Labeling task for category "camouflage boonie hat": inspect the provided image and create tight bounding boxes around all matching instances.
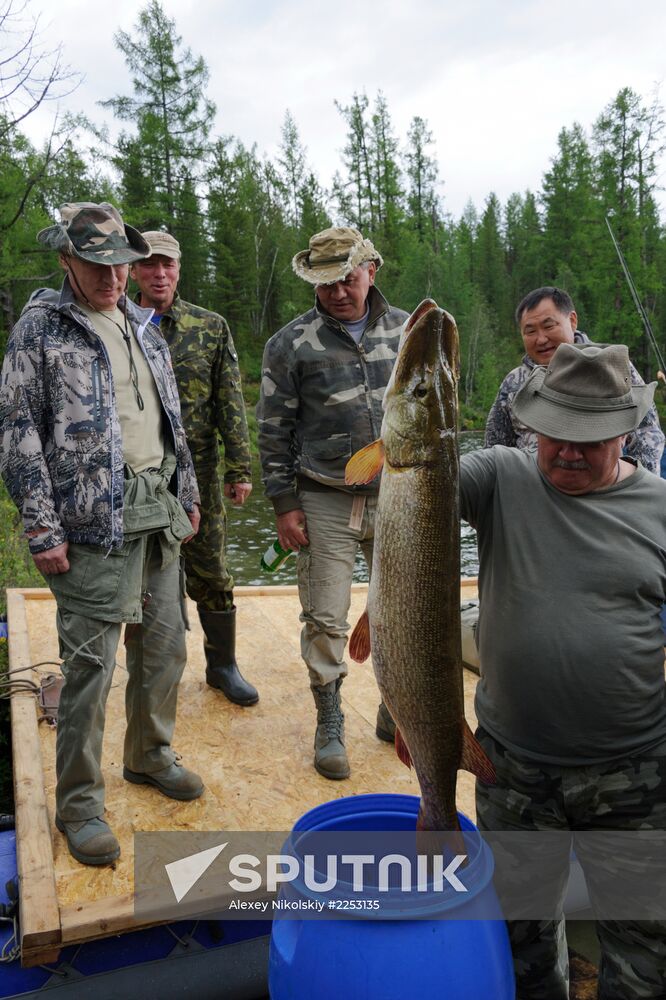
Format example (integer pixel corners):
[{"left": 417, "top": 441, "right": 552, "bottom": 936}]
[
  {"left": 292, "top": 226, "right": 383, "bottom": 285},
  {"left": 37, "top": 203, "right": 150, "bottom": 265},
  {"left": 142, "top": 231, "right": 181, "bottom": 260}
]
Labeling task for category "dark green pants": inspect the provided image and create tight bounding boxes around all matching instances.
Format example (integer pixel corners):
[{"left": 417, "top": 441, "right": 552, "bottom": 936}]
[{"left": 53, "top": 541, "right": 187, "bottom": 821}]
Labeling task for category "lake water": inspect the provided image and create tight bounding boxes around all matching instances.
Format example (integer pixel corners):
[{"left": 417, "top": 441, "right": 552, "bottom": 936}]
[{"left": 226, "top": 431, "right": 483, "bottom": 586}]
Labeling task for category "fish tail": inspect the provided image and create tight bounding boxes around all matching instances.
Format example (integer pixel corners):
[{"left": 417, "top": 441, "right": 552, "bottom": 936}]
[
  {"left": 349, "top": 608, "right": 371, "bottom": 662},
  {"left": 460, "top": 719, "right": 496, "bottom": 784}
]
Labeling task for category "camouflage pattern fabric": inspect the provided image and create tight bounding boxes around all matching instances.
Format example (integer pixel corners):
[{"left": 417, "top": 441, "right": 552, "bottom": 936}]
[
  {"left": 180, "top": 466, "right": 232, "bottom": 611},
  {"left": 0, "top": 280, "right": 199, "bottom": 554},
  {"left": 485, "top": 332, "right": 665, "bottom": 474},
  {"left": 152, "top": 295, "right": 252, "bottom": 612},
  {"left": 256, "top": 286, "right": 408, "bottom": 514},
  {"left": 476, "top": 728, "right": 666, "bottom": 1000},
  {"left": 37, "top": 202, "right": 149, "bottom": 265}
]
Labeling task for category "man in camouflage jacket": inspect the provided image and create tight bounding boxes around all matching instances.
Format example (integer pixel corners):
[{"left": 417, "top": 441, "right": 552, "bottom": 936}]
[
  {"left": 0, "top": 203, "right": 203, "bottom": 866},
  {"left": 485, "top": 285, "right": 664, "bottom": 472},
  {"left": 257, "top": 227, "right": 408, "bottom": 779},
  {"left": 131, "top": 232, "right": 258, "bottom": 706}
]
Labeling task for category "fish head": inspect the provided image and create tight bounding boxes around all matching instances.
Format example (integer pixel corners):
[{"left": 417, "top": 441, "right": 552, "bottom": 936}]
[{"left": 382, "top": 299, "right": 459, "bottom": 468}]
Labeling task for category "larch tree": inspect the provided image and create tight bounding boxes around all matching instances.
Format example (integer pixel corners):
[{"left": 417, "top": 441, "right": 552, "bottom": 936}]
[{"left": 101, "top": 0, "right": 215, "bottom": 267}]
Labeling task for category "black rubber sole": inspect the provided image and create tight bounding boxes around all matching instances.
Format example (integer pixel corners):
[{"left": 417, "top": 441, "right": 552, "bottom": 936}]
[{"left": 205, "top": 671, "right": 259, "bottom": 706}]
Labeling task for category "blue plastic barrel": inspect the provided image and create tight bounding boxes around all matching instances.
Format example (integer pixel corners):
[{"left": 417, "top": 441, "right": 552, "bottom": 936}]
[{"left": 269, "top": 793, "right": 515, "bottom": 1000}]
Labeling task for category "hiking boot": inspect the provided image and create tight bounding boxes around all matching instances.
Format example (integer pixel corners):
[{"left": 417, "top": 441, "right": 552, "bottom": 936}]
[
  {"left": 311, "top": 679, "right": 350, "bottom": 780},
  {"left": 199, "top": 607, "right": 259, "bottom": 706},
  {"left": 375, "top": 701, "right": 396, "bottom": 743},
  {"left": 123, "top": 761, "right": 204, "bottom": 800},
  {"left": 55, "top": 815, "right": 120, "bottom": 866}
]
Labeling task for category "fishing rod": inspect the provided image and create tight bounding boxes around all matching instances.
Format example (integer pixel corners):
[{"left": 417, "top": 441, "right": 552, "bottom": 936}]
[{"left": 605, "top": 214, "right": 666, "bottom": 381}]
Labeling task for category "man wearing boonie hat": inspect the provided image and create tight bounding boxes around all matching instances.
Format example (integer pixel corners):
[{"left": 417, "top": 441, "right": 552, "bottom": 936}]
[
  {"left": 0, "top": 203, "right": 203, "bottom": 866},
  {"left": 257, "top": 227, "right": 409, "bottom": 779},
  {"left": 460, "top": 342, "right": 666, "bottom": 997},
  {"left": 130, "top": 232, "right": 257, "bottom": 708}
]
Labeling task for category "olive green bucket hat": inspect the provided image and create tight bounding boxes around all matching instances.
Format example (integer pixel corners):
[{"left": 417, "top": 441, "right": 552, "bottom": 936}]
[
  {"left": 292, "top": 226, "right": 383, "bottom": 285},
  {"left": 512, "top": 343, "right": 656, "bottom": 442},
  {"left": 37, "top": 202, "right": 150, "bottom": 265}
]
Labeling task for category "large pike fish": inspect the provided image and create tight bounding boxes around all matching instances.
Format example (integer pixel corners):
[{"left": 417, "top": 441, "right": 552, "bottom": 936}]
[{"left": 345, "top": 299, "right": 494, "bottom": 837}]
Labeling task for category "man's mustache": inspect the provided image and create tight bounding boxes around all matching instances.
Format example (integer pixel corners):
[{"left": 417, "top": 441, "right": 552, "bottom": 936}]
[{"left": 553, "top": 459, "right": 590, "bottom": 471}]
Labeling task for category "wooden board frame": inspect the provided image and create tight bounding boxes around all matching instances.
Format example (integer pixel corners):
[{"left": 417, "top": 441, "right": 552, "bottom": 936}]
[{"left": 7, "top": 581, "right": 479, "bottom": 967}]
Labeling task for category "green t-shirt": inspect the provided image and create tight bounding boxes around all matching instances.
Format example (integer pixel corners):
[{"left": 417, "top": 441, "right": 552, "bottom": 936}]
[{"left": 461, "top": 446, "right": 666, "bottom": 765}]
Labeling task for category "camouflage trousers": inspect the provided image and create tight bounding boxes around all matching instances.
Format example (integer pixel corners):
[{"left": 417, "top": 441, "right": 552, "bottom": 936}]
[
  {"left": 475, "top": 728, "right": 666, "bottom": 1000},
  {"left": 183, "top": 468, "right": 234, "bottom": 612}
]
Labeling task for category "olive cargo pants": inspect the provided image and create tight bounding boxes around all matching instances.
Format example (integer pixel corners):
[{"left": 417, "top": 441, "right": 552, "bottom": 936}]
[{"left": 52, "top": 540, "right": 187, "bottom": 822}]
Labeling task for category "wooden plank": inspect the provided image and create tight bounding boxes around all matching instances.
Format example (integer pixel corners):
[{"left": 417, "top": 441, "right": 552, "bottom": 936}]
[
  {"left": 7, "top": 590, "right": 61, "bottom": 965},
  {"left": 14, "top": 588, "right": 52, "bottom": 599},
  {"left": 60, "top": 893, "right": 136, "bottom": 944},
  {"left": 12, "top": 579, "right": 480, "bottom": 964}
]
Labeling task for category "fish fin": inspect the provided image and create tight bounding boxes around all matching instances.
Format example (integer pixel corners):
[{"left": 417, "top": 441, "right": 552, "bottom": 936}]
[
  {"left": 460, "top": 719, "right": 496, "bottom": 785},
  {"left": 349, "top": 608, "right": 371, "bottom": 662},
  {"left": 344, "top": 439, "right": 385, "bottom": 485},
  {"left": 395, "top": 727, "right": 413, "bottom": 769}
]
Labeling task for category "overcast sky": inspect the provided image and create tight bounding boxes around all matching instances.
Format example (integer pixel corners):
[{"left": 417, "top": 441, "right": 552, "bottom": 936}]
[{"left": 17, "top": 0, "right": 666, "bottom": 220}]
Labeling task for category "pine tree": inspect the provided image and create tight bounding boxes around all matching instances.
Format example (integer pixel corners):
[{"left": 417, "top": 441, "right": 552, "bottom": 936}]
[
  {"left": 102, "top": 0, "right": 215, "bottom": 239},
  {"left": 404, "top": 116, "right": 441, "bottom": 246}
]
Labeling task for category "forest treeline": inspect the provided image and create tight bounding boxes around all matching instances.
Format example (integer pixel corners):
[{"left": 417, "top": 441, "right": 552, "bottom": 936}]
[{"left": 2, "top": 0, "right": 666, "bottom": 423}]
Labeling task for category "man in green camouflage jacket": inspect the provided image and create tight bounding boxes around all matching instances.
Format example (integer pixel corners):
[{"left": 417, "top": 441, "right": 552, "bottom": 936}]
[
  {"left": 257, "top": 227, "right": 408, "bottom": 779},
  {"left": 131, "top": 232, "right": 258, "bottom": 706}
]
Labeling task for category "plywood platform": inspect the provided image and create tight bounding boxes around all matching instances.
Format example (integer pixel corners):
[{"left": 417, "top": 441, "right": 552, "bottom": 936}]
[{"left": 8, "top": 581, "right": 480, "bottom": 966}]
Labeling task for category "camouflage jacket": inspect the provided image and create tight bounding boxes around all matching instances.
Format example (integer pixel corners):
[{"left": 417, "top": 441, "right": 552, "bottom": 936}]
[
  {"left": 144, "top": 294, "right": 251, "bottom": 482},
  {"left": 0, "top": 280, "right": 199, "bottom": 554},
  {"left": 257, "top": 286, "right": 408, "bottom": 514},
  {"left": 484, "top": 331, "right": 665, "bottom": 474}
]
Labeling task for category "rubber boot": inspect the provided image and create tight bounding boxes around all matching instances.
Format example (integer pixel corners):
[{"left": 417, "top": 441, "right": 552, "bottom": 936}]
[
  {"left": 199, "top": 607, "right": 259, "bottom": 706},
  {"left": 311, "top": 679, "right": 350, "bottom": 780},
  {"left": 375, "top": 701, "right": 396, "bottom": 743}
]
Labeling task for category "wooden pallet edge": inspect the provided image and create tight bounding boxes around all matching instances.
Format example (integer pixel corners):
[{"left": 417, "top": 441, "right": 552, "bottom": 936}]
[{"left": 7, "top": 589, "right": 62, "bottom": 965}]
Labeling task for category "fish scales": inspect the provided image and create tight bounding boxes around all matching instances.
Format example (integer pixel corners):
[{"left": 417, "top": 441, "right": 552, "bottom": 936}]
[
  {"left": 370, "top": 461, "right": 462, "bottom": 831},
  {"left": 347, "top": 299, "right": 492, "bottom": 834}
]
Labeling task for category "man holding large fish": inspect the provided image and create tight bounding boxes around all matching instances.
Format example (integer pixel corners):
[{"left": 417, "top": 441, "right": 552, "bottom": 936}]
[
  {"left": 461, "top": 343, "right": 666, "bottom": 1000},
  {"left": 348, "top": 326, "right": 665, "bottom": 998}
]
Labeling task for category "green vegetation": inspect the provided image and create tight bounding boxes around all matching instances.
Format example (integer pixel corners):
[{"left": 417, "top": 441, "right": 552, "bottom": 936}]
[
  {"left": 2, "top": 0, "right": 666, "bottom": 405},
  {"left": 2, "top": 0, "right": 666, "bottom": 806}
]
